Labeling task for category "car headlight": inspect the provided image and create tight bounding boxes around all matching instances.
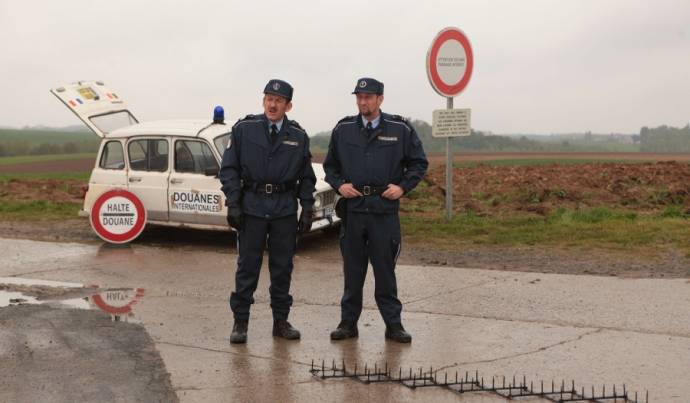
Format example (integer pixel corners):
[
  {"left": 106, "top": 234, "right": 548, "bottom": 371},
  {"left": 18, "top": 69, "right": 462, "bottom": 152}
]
[{"left": 313, "top": 194, "right": 323, "bottom": 209}]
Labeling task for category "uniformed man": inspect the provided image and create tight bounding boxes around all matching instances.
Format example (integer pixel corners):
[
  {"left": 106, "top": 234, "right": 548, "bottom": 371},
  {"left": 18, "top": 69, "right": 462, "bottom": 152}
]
[
  {"left": 323, "top": 77, "right": 428, "bottom": 343},
  {"left": 219, "top": 79, "right": 316, "bottom": 344}
]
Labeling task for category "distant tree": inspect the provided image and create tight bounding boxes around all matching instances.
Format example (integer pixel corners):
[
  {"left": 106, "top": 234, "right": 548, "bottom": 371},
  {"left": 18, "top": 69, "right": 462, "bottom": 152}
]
[{"left": 62, "top": 142, "right": 79, "bottom": 154}]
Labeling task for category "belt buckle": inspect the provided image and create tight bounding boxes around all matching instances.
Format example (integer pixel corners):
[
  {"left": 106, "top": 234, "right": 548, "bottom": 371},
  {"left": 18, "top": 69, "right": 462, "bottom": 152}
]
[
  {"left": 363, "top": 185, "right": 371, "bottom": 196},
  {"left": 265, "top": 184, "right": 273, "bottom": 194}
]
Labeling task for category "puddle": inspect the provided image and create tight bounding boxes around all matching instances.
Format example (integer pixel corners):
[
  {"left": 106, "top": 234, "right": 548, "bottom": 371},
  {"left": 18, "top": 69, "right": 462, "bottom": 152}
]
[
  {"left": 0, "top": 277, "right": 144, "bottom": 321},
  {"left": 0, "top": 289, "right": 90, "bottom": 309}
]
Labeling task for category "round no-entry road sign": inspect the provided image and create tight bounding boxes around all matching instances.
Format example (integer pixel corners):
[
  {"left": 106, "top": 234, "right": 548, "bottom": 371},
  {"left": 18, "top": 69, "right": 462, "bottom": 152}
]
[
  {"left": 427, "top": 27, "right": 474, "bottom": 97},
  {"left": 90, "top": 189, "right": 146, "bottom": 244}
]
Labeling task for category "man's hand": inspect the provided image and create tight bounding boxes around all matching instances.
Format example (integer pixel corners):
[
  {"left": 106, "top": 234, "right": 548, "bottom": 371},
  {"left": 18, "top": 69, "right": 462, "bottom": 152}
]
[
  {"left": 226, "top": 205, "right": 244, "bottom": 230},
  {"left": 338, "top": 183, "right": 363, "bottom": 199},
  {"left": 381, "top": 184, "right": 404, "bottom": 200},
  {"left": 297, "top": 208, "right": 313, "bottom": 234}
]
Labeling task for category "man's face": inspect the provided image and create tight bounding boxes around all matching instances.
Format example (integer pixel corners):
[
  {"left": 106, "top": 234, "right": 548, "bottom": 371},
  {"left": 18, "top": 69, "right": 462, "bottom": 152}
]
[
  {"left": 356, "top": 93, "right": 383, "bottom": 118},
  {"left": 263, "top": 94, "right": 292, "bottom": 122}
]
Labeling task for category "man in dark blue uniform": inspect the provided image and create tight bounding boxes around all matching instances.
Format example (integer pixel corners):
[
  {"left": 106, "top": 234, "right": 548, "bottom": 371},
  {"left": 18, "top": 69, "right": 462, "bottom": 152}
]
[
  {"left": 323, "top": 77, "right": 428, "bottom": 343},
  {"left": 219, "top": 79, "right": 316, "bottom": 344}
]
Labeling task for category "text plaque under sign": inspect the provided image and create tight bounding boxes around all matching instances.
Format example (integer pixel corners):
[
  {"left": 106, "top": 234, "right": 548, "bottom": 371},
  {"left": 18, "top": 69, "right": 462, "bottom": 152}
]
[{"left": 432, "top": 108, "right": 471, "bottom": 138}]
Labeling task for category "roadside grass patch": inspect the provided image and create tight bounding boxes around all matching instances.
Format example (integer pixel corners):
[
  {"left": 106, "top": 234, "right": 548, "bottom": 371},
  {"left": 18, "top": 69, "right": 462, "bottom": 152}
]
[
  {"left": 0, "top": 153, "right": 95, "bottom": 166},
  {"left": 401, "top": 207, "right": 690, "bottom": 251},
  {"left": 0, "top": 200, "right": 81, "bottom": 220}
]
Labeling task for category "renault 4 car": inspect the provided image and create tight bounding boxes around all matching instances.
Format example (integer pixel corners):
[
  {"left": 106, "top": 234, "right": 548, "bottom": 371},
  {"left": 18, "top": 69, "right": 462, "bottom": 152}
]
[{"left": 50, "top": 80, "right": 339, "bottom": 237}]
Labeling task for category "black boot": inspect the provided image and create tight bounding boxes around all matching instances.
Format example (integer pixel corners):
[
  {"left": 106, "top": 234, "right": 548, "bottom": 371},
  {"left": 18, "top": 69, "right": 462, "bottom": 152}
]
[
  {"left": 330, "top": 321, "right": 358, "bottom": 340},
  {"left": 385, "top": 323, "right": 411, "bottom": 343},
  {"left": 273, "top": 320, "right": 301, "bottom": 340},
  {"left": 230, "top": 320, "right": 248, "bottom": 344}
]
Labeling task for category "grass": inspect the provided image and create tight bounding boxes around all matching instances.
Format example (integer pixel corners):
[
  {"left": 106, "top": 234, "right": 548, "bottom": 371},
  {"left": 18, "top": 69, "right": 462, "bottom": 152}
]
[
  {"left": 0, "top": 200, "right": 81, "bottom": 220},
  {"left": 0, "top": 172, "right": 91, "bottom": 183},
  {"left": 401, "top": 206, "right": 690, "bottom": 252},
  {"left": 0, "top": 153, "right": 95, "bottom": 165}
]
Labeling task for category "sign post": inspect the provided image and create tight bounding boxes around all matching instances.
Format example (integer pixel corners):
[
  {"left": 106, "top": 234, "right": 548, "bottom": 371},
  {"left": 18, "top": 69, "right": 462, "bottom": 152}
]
[
  {"left": 427, "top": 27, "right": 474, "bottom": 220},
  {"left": 90, "top": 189, "right": 146, "bottom": 244}
]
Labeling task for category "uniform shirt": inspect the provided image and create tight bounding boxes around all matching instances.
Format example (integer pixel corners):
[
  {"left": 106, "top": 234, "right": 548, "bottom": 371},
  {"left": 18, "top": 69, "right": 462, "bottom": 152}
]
[
  {"left": 362, "top": 114, "right": 381, "bottom": 129},
  {"left": 323, "top": 112, "right": 428, "bottom": 214},
  {"left": 269, "top": 117, "right": 284, "bottom": 132},
  {"left": 219, "top": 113, "right": 316, "bottom": 219}
]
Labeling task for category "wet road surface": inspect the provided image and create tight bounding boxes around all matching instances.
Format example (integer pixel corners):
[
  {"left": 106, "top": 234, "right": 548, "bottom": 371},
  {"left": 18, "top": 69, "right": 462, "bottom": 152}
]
[{"left": 1, "top": 237, "right": 689, "bottom": 402}]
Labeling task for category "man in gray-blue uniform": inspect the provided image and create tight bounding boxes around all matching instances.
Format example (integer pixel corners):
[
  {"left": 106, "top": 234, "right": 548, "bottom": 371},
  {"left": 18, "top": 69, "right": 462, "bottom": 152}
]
[
  {"left": 219, "top": 79, "right": 316, "bottom": 344},
  {"left": 323, "top": 77, "right": 428, "bottom": 343}
]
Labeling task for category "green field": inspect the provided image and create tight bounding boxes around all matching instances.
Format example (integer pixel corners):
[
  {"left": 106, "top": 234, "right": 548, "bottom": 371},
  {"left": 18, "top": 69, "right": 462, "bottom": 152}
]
[
  {"left": 0, "top": 153, "right": 95, "bottom": 166},
  {"left": 0, "top": 127, "right": 98, "bottom": 157}
]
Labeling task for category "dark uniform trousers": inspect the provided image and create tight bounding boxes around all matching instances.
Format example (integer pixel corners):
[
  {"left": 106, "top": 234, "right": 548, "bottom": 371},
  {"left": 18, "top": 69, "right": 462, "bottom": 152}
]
[
  {"left": 230, "top": 213, "right": 297, "bottom": 321},
  {"left": 340, "top": 210, "right": 402, "bottom": 325}
]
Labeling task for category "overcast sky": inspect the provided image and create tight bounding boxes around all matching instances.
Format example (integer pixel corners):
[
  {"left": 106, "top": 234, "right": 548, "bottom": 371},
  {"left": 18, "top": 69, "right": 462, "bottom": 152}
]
[{"left": 1, "top": 0, "right": 689, "bottom": 134}]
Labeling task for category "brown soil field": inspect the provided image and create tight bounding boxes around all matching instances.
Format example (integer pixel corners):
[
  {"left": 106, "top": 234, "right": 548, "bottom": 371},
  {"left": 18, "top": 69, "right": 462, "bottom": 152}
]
[
  {"left": 0, "top": 178, "right": 85, "bottom": 203},
  {"left": 426, "top": 152, "right": 690, "bottom": 164},
  {"left": 2, "top": 152, "right": 689, "bottom": 172},
  {"left": 0, "top": 158, "right": 95, "bottom": 173},
  {"left": 2, "top": 154, "right": 690, "bottom": 216},
  {"left": 424, "top": 160, "right": 690, "bottom": 216}
]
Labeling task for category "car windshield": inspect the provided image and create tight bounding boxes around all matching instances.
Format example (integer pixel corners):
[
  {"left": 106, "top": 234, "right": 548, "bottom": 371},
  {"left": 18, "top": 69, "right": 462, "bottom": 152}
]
[{"left": 213, "top": 133, "right": 231, "bottom": 156}]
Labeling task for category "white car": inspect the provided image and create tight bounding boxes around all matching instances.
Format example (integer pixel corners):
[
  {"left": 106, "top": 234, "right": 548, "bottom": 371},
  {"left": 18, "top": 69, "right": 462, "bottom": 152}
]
[{"left": 51, "top": 80, "right": 339, "bottom": 236}]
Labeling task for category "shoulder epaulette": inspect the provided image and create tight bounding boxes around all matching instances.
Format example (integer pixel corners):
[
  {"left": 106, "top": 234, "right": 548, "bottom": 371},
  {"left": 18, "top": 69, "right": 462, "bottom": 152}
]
[
  {"left": 389, "top": 114, "right": 408, "bottom": 123},
  {"left": 386, "top": 114, "right": 414, "bottom": 131},
  {"left": 288, "top": 120, "right": 306, "bottom": 133},
  {"left": 232, "top": 114, "right": 261, "bottom": 129},
  {"left": 239, "top": 114, "right": 258, "bottom": 122},
  {"left": 337, "top": 115, "right": 358, "bottom": 124}
]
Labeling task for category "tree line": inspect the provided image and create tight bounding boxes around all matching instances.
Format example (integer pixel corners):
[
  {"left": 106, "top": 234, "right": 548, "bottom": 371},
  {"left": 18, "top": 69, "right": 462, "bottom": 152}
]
[{"left": 640, "top": 125, "right": 690, "bottom": 152}]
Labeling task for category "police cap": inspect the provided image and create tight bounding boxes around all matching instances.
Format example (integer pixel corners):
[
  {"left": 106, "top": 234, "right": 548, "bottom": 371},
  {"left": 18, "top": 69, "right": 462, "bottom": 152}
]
[
  {"left": 352, "top": 77, "right": 384, "bottom": 95},
  {"left": 263, "top": 79, "right": 293, "bottom": 101}
]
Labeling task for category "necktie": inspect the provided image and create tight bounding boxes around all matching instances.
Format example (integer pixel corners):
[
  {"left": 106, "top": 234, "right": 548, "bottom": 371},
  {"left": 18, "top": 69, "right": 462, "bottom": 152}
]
[
  {"left": 366, "top": 121, "right": 374, "bottom": 139},
  {"left": 270, "top": 124, "right": 278, "bottom": 144}
]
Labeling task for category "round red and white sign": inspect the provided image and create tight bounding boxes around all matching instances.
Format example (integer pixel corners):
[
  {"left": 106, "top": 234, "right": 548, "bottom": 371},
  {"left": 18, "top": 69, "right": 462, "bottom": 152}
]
[
  {"left": 90, "top": 189, "right": 146, "bottom": 244},
  {"left": 426, "top": 27, "right": 474, "bottom": 97},
  {"left": 91, "top": 288, "right": 145, "bottom": 315}
]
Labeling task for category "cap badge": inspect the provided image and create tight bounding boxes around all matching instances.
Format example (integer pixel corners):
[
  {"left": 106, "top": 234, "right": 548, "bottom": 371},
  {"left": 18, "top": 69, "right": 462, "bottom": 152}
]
[
  {"left": 359, "top": 80, "right": 367, "bottom": 88},
  {"left": 272, "top": 82, "right": 281, "bottom": 91}
]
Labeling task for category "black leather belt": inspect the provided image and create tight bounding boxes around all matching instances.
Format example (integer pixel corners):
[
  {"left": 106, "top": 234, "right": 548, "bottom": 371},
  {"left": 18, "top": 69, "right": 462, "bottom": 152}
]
[
  {"left": 355, "top": 185, "right": 388, "bottom": 196},
  {"left": 243, "top": 182, "right": 296, "bottom": 194}
]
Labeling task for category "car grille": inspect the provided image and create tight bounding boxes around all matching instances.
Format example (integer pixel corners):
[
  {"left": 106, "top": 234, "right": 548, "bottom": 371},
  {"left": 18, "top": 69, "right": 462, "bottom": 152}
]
[{"left": 319, "top": 190, "right": 336, "bottom": 207}]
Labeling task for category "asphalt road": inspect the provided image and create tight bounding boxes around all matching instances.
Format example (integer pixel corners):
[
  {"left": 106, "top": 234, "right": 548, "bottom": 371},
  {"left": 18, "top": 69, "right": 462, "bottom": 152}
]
[{"left": 1, "top": 237, "right": 689, "bottom": 402}]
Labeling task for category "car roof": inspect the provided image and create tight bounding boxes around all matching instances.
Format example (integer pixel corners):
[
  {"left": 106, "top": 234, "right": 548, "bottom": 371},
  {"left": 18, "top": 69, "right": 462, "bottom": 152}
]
[{"left": 107, "top": 119, "right": 231, "bottom": 140}]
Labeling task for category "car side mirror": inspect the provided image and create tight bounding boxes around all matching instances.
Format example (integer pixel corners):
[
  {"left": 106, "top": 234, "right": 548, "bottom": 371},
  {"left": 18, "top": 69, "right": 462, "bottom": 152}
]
[{"left": 205, "top": 167, "right": 219, "bottom": 177}]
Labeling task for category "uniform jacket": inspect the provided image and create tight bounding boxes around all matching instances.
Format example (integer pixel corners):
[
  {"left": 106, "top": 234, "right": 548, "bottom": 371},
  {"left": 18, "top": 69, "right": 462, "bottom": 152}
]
[
  {"left": 323, "top": 112, "right": 428, "bottom": 214},
  {"left": 219, "top": 113, "right": 316, "bottom": 219}
]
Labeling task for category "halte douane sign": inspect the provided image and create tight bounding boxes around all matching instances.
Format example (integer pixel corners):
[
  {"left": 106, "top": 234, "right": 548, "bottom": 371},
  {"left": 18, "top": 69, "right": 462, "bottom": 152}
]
[
  {"left": 90, "top": 189, "right": 146, "bottom": 244},
  {"left": 426, "top": 27, "right": 474, "bottom": 97},
  {"left": 432, "top": 108, "right": 472, "bottom": 138}
]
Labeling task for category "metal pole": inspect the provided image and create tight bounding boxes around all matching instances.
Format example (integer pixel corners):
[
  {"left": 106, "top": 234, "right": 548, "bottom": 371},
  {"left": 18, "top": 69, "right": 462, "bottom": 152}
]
[{"left": 446, "top": 97, "right": 454, "bottom": 220}]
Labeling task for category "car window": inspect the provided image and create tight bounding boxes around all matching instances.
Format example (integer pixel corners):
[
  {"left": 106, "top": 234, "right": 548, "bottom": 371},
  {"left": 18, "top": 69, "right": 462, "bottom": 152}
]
[
  {"left": 99, "top": 141, "right": 125, "bottom": 170},
  {"left": 213, "top": 133, "right": 230, "bottom": 155},
  {"left": 175, "top": 140, "right": 219, "bottom": 174},
  {"left": 128, "top": 139, "right": 169, "bottom": 172}
]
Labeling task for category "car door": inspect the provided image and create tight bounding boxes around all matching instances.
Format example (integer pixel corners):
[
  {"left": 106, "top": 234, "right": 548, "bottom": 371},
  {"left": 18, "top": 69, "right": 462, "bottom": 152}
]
[
  {"left": 126, "top": 137, "right": 170, "bottom": 222},
  {"left": 168, "top": 138, "right": 226, "bottom": 226},
  {"left": 50, "top": 80, "right": 138, "bottom": 137}
]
